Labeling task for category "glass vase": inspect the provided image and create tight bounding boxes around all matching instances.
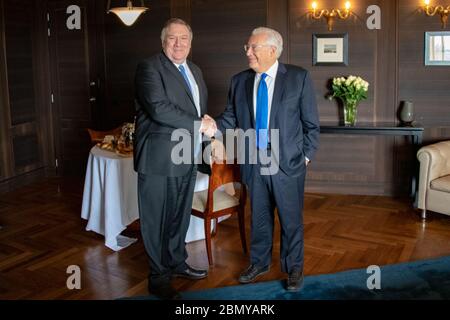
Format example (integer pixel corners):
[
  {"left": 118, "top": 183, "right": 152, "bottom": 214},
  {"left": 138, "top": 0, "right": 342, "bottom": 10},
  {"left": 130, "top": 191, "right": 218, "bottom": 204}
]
[{"left": 343, "top": 99, "right": 358, "bottom": 126}]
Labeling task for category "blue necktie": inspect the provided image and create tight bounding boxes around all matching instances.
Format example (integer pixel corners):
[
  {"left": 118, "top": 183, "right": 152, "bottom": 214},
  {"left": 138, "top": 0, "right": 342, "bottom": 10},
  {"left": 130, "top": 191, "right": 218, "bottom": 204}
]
[
  {"left": 256, "top": 73, "right": 268, "bottom": 149},
  {"left": 178, "top": 65, "right": 193, "bottom": 94}
]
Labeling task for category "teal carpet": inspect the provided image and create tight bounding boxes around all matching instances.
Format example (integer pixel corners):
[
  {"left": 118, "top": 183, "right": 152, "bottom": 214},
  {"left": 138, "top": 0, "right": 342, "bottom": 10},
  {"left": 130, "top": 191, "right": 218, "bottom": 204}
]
[{"left": 145, "top": 255, "right": 450, "bottom": 300}]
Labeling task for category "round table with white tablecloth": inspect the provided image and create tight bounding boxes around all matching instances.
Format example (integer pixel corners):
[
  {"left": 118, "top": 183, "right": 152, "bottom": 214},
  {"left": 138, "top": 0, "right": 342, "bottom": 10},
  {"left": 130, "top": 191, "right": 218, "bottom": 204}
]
[{"left": 81, "top": 146, "right": 211, "bottom": 251}]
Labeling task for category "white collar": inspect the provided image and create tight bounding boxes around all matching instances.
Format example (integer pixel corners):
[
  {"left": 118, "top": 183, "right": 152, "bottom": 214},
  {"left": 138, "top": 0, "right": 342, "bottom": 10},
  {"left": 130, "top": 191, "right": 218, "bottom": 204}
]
[
  {"left": 257, "top": 60, "right": 278, "bottom": 79},
  {"left": 173, "top": 61, "right": 188, "bottom": 69}
]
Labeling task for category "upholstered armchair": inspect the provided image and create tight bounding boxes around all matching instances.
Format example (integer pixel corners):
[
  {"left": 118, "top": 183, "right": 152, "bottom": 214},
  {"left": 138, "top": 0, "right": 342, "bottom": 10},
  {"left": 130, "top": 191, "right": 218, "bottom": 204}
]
[{"left": 417, "top": 140, "right": 450, "bottom": 219}]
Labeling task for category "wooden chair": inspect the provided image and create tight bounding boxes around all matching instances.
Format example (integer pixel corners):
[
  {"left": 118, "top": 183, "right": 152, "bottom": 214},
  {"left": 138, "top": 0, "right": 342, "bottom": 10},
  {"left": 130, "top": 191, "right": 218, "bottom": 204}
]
[
  {"left": 191, "top": 161, "right": 247, "bottom": 265},
  {"left": 87, "top": 126, "right": 123, "bottom": 144}
]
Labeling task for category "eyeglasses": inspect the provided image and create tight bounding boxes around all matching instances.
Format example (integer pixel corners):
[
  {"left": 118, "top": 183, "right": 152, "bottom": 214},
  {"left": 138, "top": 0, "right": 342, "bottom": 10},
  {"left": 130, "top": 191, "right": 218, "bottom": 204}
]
[{"left": 244, "top": 44, "right": 272, "bottom": 52}]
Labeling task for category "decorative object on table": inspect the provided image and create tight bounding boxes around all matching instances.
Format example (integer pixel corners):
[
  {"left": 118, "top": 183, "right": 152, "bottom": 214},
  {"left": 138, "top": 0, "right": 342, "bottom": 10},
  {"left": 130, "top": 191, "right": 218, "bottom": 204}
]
[
  {"left": 95, "top": 122, "right": 135, "bottom": 156},
  {"left": 103, "top": 135, "right": 115, "bottom": 144},
  {"left": 398, "top": 101, "right": 415, "bottom": 125},
  {"left": 313, "top": 33, "right": 348, "bottom": 66},
  {"left": 424, "top": 31, "right": 450, "bottom": 66},
  {"left": 121, "top": 122, "right": 135, "bottom": 147},
  {"left": 115, "top": 122, "right": 134, "bottom": 156},
  {"left": 329, "top": 75, "right": 369, "bottom": 126},
  {"left": 98, "top": 135, "right": 115, "bottom": 151}
]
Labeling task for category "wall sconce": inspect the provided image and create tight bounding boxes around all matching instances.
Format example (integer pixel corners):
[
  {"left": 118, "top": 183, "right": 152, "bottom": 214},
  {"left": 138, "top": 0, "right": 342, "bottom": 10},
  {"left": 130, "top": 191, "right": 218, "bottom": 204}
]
[
  {"left": 422, "top": 0, "right": 450, "bottom": 29},
  {"left": 310, "top": 1, "right": 352, "bottom": 31},
  {"left": 107, "top": 0, "right": 149, "bottom": 26}
]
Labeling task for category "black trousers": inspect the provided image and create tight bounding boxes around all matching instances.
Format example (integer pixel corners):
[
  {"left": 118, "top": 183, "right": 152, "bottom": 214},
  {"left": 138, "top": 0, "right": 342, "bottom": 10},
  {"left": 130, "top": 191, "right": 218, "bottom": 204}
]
[
  {"left": 137, "top": 165, "right": 197, "bottom": 287},
  {"left": 247, "top": 161, "right": 306, "bottom": 274}
]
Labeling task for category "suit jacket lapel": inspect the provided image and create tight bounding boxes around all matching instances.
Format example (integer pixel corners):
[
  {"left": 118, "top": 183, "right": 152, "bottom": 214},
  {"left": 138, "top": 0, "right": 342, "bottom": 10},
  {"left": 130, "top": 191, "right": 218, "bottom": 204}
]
[
  {"left": 160, "top": 53, "right": 197, "bottom": 110},
  {"left": 269, "top": 63, "right": 287, "bottom": 129},
  {"left": 246, "top": 72, "right": 256, "bottom": 128}
]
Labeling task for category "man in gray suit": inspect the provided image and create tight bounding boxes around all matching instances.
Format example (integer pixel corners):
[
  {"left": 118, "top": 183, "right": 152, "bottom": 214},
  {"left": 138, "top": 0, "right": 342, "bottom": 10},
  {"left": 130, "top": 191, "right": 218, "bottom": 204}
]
[
  {"left": 204, "top": 27, "right": 320, "bottom": 291},
  {"left": 134, "top": 18, "right": 213, "bottom": 300}
]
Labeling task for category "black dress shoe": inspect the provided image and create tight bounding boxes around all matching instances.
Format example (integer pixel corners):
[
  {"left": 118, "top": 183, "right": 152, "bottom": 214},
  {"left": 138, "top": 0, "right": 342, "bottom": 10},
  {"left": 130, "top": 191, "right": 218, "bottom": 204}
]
[
  {"left": 173, "top": 265, "right": 208, "bottom": 280},
  {"left": 238, "top": 264, "right": 269, "bottom": 284},
  {"left": 149, "top": 283, "right": 181, "bottom": 300},
  {"left": 286, "top": 268, "right": 304, "bottom": 292}
]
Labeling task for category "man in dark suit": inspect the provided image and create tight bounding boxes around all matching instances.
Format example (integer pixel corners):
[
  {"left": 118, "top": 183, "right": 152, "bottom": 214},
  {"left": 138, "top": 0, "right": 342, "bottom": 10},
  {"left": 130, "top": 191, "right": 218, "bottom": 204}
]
[
  {"left": 134, "top": 18, "right": 214, "bottom": 300},
  {"left": 205, "top": 27, "right": 320, "bottom": 291}
]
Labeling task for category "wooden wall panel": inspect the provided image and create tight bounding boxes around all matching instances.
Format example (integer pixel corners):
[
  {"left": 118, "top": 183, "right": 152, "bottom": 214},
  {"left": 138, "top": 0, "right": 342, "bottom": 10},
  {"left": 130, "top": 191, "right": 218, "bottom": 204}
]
[
  {"left": 102, "top": 0, "right": 170, "bottom": 129},
  {"left": 12, "top": 134, "right": 39, "bottom": 169},
  {"left": 289, "top": 0, "right": 399, "bottom": 195},
  {"left": 290, "top": 0, "right": 379, "bottom": 123},
  {"left": 46, "top": 0, "right": 95, "bottom": 176},
  {"left": 0, "top": 0, "right": 448, "bottom": 194},
  {"left": 4, "top": 0, "right": 37, "bottom": 123},
  {"left": 393, "top": 0, "right": 450, "bottom": 194},
  {"left": 191, "top": 0, "right": 266, "bottom": 116},
  {"left": 4, "top": 1, "right": 36, "bottom": 125},
  {"left": 398, "top": 0, "right": 450, "bottom": 131},
  {"left": 0, "top": 0, "right": 52, "bottom": 191},
  {"left": 0, "top": 1, "right": 11, "bottom": 180},
  {"left": 267, "top": 0, "right": 289, "bottom": 63},
  {"left": 171, "top": 0, "right": 191, "bottom": 22},
  {"left": 31, "top": 0, "right": 53, "bottom": 174},
  {"left": 3, "top": 0, "right": 44, "bottom": 176}
]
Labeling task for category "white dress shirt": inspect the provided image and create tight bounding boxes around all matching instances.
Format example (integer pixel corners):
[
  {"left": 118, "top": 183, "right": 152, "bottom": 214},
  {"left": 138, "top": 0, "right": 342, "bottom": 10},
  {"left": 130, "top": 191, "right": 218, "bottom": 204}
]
[
  {"left": 252, "top": 60, "right": 310, "bottom": 163},
  {"left": 173, "top": 61, "right": 202, "bottom": 158},
  {"left": 173, "top": 61, "right": 201, "bottom": 117}
]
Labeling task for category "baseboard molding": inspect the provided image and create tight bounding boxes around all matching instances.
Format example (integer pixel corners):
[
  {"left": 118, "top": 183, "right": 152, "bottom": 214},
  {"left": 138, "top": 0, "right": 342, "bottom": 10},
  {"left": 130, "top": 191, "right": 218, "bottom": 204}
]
[
  {"left": 0, "top": 168, "right": 410, "bottom": 197},
  {"left": 305, "top": 180, "right": 410, "bottom": 196}
]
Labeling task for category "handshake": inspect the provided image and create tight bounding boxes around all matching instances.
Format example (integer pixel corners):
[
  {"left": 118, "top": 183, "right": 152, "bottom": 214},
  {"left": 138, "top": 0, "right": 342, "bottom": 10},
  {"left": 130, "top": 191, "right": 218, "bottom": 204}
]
[{"left": 199, "top": 114, "right": 217, "bottom": 138}]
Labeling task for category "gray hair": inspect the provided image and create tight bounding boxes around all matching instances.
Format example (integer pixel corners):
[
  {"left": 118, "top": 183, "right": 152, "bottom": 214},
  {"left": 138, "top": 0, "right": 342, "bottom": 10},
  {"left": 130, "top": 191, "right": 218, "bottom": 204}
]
[
  {"left": 251, "top": 27, "right": 283, "bottom": 58},
  {"left": 160, "top": 18, "right": 193, "bottom": 44}
]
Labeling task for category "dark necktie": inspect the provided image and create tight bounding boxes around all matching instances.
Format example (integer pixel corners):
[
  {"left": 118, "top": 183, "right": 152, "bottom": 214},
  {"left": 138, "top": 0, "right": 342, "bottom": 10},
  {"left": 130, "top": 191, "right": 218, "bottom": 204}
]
[{"left": 256, "top": 73, "right": 268, "bottom": 149}]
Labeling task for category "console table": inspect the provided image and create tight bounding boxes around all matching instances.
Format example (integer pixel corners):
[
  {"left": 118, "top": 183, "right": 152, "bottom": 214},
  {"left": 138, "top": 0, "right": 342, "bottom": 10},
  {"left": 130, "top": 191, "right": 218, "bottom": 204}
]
[{"left": 320, "top": 122, "right": 424, "bottom": 205}]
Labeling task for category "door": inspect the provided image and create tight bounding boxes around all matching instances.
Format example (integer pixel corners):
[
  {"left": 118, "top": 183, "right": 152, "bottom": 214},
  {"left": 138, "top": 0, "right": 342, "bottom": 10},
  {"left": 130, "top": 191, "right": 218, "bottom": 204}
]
[{"left": 47, "top": 0, "right": 98, "bottom": 176}]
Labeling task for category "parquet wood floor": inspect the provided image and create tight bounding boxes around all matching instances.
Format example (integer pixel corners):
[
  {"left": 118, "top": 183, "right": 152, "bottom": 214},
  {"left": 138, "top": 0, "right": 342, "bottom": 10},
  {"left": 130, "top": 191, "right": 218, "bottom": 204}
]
[{"left": 1, "top": 177, "right": 450, "bottom": 299}]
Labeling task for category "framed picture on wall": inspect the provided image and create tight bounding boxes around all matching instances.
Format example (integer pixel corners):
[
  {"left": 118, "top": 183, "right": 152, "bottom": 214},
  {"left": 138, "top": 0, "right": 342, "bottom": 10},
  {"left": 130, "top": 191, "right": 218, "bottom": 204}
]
[
  {"left": 313, "top": 33, "right": 348, "bottom": 66},
  {"left": 425, "top": 31, "right": 450, "bottom": 66}
]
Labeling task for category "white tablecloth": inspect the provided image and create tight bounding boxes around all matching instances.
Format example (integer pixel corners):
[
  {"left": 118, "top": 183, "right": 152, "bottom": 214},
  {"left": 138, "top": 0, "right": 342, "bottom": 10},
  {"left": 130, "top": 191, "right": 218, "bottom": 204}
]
[{"left": 81, "top": 146, "right": 211, "bottom": 251}]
